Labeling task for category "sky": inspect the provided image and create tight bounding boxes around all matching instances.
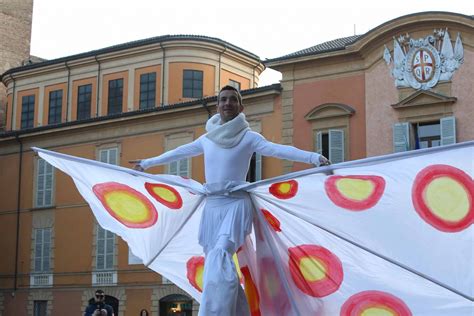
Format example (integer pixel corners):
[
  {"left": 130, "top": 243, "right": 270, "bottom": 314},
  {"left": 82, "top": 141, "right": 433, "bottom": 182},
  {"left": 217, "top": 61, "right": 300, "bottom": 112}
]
[{"left": 30, "top": 0, "right": 471, "bottom": 86}]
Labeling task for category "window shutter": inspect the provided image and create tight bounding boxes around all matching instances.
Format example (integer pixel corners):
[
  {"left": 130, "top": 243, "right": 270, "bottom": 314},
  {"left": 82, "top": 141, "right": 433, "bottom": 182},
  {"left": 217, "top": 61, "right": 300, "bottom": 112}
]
[
  {"left": 393, "top": 122, "right": 410, "bottom": 152},
  {"left": 255, "top": 153, "right": 262, "bottom": 181},
  {"left": 440, "top": 116, "right": 456, "bottom": 146},
  {"left": 169, "top": 161, "right": 177, "bottom": 175},
  {"left": 179, "top": 159, "right": 189, "bottom": 177},
  {"left": 316, "top": 132, "right": 323, "bottom": 154},
  {"left": 329, "top": 129, "right": 344, "bottom": 163}
]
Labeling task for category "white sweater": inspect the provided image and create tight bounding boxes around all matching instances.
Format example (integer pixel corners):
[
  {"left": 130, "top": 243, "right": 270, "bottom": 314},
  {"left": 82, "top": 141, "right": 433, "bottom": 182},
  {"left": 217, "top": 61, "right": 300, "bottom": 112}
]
[{"left": 141, "top": 131, "right": 320, "bottom": 183}]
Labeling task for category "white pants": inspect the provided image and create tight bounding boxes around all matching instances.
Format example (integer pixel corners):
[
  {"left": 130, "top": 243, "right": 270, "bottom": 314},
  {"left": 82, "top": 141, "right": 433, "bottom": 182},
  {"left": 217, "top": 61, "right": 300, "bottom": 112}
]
[{"left": 199, "top": 235, "right": 250, "bottom": 316}]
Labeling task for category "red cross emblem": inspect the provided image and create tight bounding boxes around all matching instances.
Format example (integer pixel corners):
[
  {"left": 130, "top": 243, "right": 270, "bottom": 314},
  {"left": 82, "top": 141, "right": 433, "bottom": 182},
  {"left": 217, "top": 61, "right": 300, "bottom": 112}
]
[{"left": 412, "top": 49, "right": 435, "bottom": 82}]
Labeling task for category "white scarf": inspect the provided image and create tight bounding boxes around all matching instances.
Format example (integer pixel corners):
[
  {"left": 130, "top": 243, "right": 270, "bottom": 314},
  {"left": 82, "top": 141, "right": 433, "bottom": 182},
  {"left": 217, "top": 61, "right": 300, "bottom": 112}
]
[{"left": 205, "top": 113, "right": 250, "bottom": 148}]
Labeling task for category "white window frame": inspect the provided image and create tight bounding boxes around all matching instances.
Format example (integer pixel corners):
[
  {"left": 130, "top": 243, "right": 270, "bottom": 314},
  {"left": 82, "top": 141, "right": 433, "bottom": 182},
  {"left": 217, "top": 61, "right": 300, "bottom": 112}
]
[
  {"left": 95, "top": 225, "right": 115, "bottom": 271},
  {"left": 33, "top": 228, "right": 52, "bottom": 273},
  {"left": 35, "top": 158, "right": 54, "bottom": 208},
  {"left": 315, "top": 129, "right": 345, "bottom": 164},
  {"left": 167, "top": 158, "right": 190, "bottom": 177},
  {"left": 98, "top": 146, "right": 119, "bottom": 165}
]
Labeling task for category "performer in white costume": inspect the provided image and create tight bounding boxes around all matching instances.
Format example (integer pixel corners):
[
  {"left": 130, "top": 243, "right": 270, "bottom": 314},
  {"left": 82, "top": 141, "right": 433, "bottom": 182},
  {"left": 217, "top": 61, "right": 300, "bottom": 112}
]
[{"left": 130, "top": 85, "right": 330, "bottom": 316}]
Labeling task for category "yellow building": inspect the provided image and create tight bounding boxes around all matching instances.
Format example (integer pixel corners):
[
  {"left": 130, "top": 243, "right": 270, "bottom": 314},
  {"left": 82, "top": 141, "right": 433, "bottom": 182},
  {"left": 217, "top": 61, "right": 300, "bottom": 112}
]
[{"left": 0, "top": 35, "right": 280, "bottom": 316}]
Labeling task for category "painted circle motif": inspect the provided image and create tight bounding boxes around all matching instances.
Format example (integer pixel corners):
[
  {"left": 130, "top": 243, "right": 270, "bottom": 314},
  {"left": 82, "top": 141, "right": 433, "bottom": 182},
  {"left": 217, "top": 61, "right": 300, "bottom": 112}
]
[
  {"left": 288, "top": 245, "right": 343, "bottom": 297},
  {"left": 241, "top": 266, "right": 261, "bottom": 316},
  {"left": 411, "top": 48, "right": 435, "bottom": 83},
  {"left": 186, "top": 256, "right": 205, "bottom": 292},
  {"left": 261, "top": 209, "right": 282, "bottom": 232},
  {"left": 93, "top": 182, "right": 158, "bottom": 228},
  {"left": 412, "top": 164, "right": 473, "bottom": 232},
  {"left": 145, "top": 182, "right": 183, "bottom": 209},
  {"left": 340, "top": 290, "right": 412, "bottom": 316},
  {"left": 325, "top": 175, "right": 386, "bottom": 211},
  {"left": 269, "top": 180, "right": 299, "bottom": 199},
  {"left": 258, "top": 257, "right": 291, "bottom": 315}
]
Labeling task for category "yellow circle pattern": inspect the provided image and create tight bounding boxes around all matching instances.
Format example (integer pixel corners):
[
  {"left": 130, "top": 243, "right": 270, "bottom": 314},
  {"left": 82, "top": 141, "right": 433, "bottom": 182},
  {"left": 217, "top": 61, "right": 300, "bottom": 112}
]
[
  {"left": 336, "top": 178, "right": 375, "bottom": 201},
  {"left": 104, "top": 191, "right": 149, "bottom": 222},
  {"left": 299, "top": 256, "right": 327, "bottom": 282},
  {"left": 425, "top": 177, "right": 470, "bottom": 221}
]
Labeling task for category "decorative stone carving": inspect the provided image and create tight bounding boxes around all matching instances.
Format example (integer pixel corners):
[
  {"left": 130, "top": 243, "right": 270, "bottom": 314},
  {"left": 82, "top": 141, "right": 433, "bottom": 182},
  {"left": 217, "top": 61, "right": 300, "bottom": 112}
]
[{"left": 383, "top": 29, "right": 464, "bottom": 90}]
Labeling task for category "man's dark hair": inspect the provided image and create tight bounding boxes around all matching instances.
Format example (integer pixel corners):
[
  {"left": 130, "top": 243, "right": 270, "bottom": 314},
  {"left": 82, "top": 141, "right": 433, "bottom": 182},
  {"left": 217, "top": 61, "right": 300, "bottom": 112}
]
[
  {"left": 95, "top": 289, "right": 104, "bottom": 295},
  {"left": 218, "top": 85, "right": 242, "bottom": 106}
]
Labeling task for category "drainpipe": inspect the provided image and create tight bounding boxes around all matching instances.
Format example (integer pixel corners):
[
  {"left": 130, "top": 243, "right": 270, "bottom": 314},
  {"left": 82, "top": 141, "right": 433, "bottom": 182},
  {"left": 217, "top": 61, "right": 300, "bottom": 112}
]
[
  {"left": 10, "top": 75, "right": 17, "bottom": 130},
  {"left": 159, "top": 43, "right": 166, "bottom": 106},
  {"left": 65, "top": 61, "right": 71, "bottom": 121},
  {"left": 94, "top": 56, "right": 101, "bottom": 116},
  {"left": 13, "top": 133, "right": 23, "bottom": 295}
]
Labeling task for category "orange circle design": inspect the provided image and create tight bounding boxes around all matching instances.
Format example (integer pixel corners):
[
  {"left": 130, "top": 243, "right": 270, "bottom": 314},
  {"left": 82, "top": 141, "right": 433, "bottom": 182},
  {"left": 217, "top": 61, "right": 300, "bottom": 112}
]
[
  {"left": 92, "top": 182, "right": 158, "bottom": 228},
  {"left": 269, "top": 180, "right": 299, "bottom": 199},
  {"left": 289, "top": 244, "right": 343, "bottom": 297},
  {"left": 186, "top": 256, "right": 205, "bottom": 292},
  {"left": 258, "top": 257, "right": 291, "bottom": 315},
  {"left": 261, "top": 209, "right": 282, "bottom": 232},
  {"left": 325, "top": 175, "right": 386, "bottom": 211},
  {"left": 340, "top": 290, "right": 412, "bottom": 316},
  {"left": 241, "top": 266, "right": 261, "bottom": 316},
  {"left": 145, "top": 182, "right": 183, "bottom": 209},
  {"left": 412, "top": 164, "right": 473, "bottom": 232}
]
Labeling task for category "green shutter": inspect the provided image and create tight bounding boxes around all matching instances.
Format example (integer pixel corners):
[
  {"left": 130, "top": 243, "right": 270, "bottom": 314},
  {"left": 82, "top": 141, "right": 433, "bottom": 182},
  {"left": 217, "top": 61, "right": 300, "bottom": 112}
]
[
  {"left": 329, "top": 129, "right": 344, "bottom": 163},
  {"left": 440, "top": 116, "right": 456, "bottom": 146},
  {"left": 393, "top": 122, "right": 410, "bottom": 152}
]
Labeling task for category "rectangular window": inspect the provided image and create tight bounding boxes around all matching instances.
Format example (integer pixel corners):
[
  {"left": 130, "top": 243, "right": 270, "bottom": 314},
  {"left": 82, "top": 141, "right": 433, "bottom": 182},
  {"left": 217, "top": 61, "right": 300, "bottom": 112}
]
[
  {"left": 183, "top": 70, "right": 203, "bottom": 98},
  {"left": 414, "top": 121, "right": 441, "bottom": 149},
  {"left": 36, "top": 158, "right": 54, "bottom": 207},
  {"left": 108, "top": 79, "right": 123, "bottom": 115},
  {"left": 21, "top": 95, "right": 35, "bottom": 129},
  {"left": 77, "top": 84, "right": 92, "bottom": 120},
  {"left": 139, "top": 72, "right": 156, "bottom": 109},
  {"left": 33, "top": 301, "right": 48, "bottom": 316},
  {"left": 34, "top": 228, "right": 51, "bottom": 272},
  {"left": 96, "top": 225, "right": 115, "bottom": 270},
  {"left": 98, "top": 147, "right": 118, "bottom": 165},
  {"left": 228, "top": 79, "right": 241, "bottom": 91},
  {"left": 393, "top": 117, "right": 455, "bottom": 152},
  {"left": 48, "top": 90, "right": 62, "bottom": 124},
  {"left": 316, "top": 130, "right": 344, "bottom": 164},
  {"left": 168, "top": 159, "right": 190, "bottom": 177}
]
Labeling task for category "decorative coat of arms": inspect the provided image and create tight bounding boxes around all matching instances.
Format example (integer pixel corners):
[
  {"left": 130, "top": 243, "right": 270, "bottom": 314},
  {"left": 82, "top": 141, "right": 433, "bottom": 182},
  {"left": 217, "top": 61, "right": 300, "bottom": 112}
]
[{"left": 383, "top": 29, "right": 464, "bottom": 90}]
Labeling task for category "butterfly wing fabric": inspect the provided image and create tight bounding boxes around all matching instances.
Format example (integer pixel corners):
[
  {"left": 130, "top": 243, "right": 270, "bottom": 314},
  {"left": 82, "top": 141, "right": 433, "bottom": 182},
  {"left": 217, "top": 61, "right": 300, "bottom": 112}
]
[
  {"left": 243, "top": 142, "right": 473, "bottom": 314},
  {"left": 35, "top": 148, "right": 206, "bottom": 297},
  {"left": 34, "top": 141, "right": 474, "bottom": 314}
]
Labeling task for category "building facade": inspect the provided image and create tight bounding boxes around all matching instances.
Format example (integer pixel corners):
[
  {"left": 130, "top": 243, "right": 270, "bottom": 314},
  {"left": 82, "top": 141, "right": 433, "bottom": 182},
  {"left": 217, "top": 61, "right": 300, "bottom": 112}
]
[
  {"left": 0, "top": 36, "right": 273, "bottom": 315},
  {"left": 265, "top": 12, "right": 473, "bottom": 172},
  {"left": 1, "top": 10, "right": 473, "bottom": 316}
]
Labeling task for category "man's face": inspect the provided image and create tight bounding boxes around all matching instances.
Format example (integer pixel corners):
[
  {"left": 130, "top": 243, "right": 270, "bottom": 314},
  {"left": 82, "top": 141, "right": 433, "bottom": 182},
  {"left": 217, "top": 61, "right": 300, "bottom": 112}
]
[
  {"left": 95, "top": 292, "right": 105, "bottom": 303},
  {"left": 217, "top": 90, "right": 243, "bottom": 123}
]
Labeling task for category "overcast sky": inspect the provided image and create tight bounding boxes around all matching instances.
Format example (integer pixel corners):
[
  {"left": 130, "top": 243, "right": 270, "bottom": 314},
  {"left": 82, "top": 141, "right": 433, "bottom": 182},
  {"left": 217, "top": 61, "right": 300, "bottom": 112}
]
[{"left": 30, "top": 0, "right": 471, "bottom": 86}]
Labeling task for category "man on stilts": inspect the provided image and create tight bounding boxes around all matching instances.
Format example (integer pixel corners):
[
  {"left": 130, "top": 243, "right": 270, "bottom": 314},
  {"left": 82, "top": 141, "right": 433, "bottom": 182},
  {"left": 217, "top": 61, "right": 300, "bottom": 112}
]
[{"left": 130, "top": 85, "right": 330, "bottom": 315}]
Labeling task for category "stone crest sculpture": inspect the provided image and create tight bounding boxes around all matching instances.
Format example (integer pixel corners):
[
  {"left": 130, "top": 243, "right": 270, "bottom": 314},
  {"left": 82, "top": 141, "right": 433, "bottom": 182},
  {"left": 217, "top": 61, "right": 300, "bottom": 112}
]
[{"left": 383, "top": 29, "right": 464, "bottom": 90}]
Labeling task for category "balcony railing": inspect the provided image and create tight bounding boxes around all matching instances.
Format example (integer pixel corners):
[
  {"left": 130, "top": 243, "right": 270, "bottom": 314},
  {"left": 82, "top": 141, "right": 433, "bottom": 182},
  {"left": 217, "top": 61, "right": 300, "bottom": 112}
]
[
  {"left": 30, "top": 273, "right": 53, "bottom": 287},
  {"left": 92, "top": 271, "right": 117, "bottom": 285}
]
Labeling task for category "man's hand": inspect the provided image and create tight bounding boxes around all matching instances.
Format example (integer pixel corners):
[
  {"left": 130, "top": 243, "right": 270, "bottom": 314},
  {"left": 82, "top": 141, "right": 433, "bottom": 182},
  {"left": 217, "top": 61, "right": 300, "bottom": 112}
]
[
  {"left": 319, "top": 155, "right": 331, "bottom": 166},
  {"left": 129, "top": 159, "right": 144, "bottom": 172}
]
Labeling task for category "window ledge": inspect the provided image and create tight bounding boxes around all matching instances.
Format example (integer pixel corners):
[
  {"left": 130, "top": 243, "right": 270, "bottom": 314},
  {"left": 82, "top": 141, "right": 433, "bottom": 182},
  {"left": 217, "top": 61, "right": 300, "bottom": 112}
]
[
  {"left": 30, "top": 273, "right": 53, "bottom": 287},
  {"left": 92, "top": 270, "right": 117, "bottom": 285}
]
